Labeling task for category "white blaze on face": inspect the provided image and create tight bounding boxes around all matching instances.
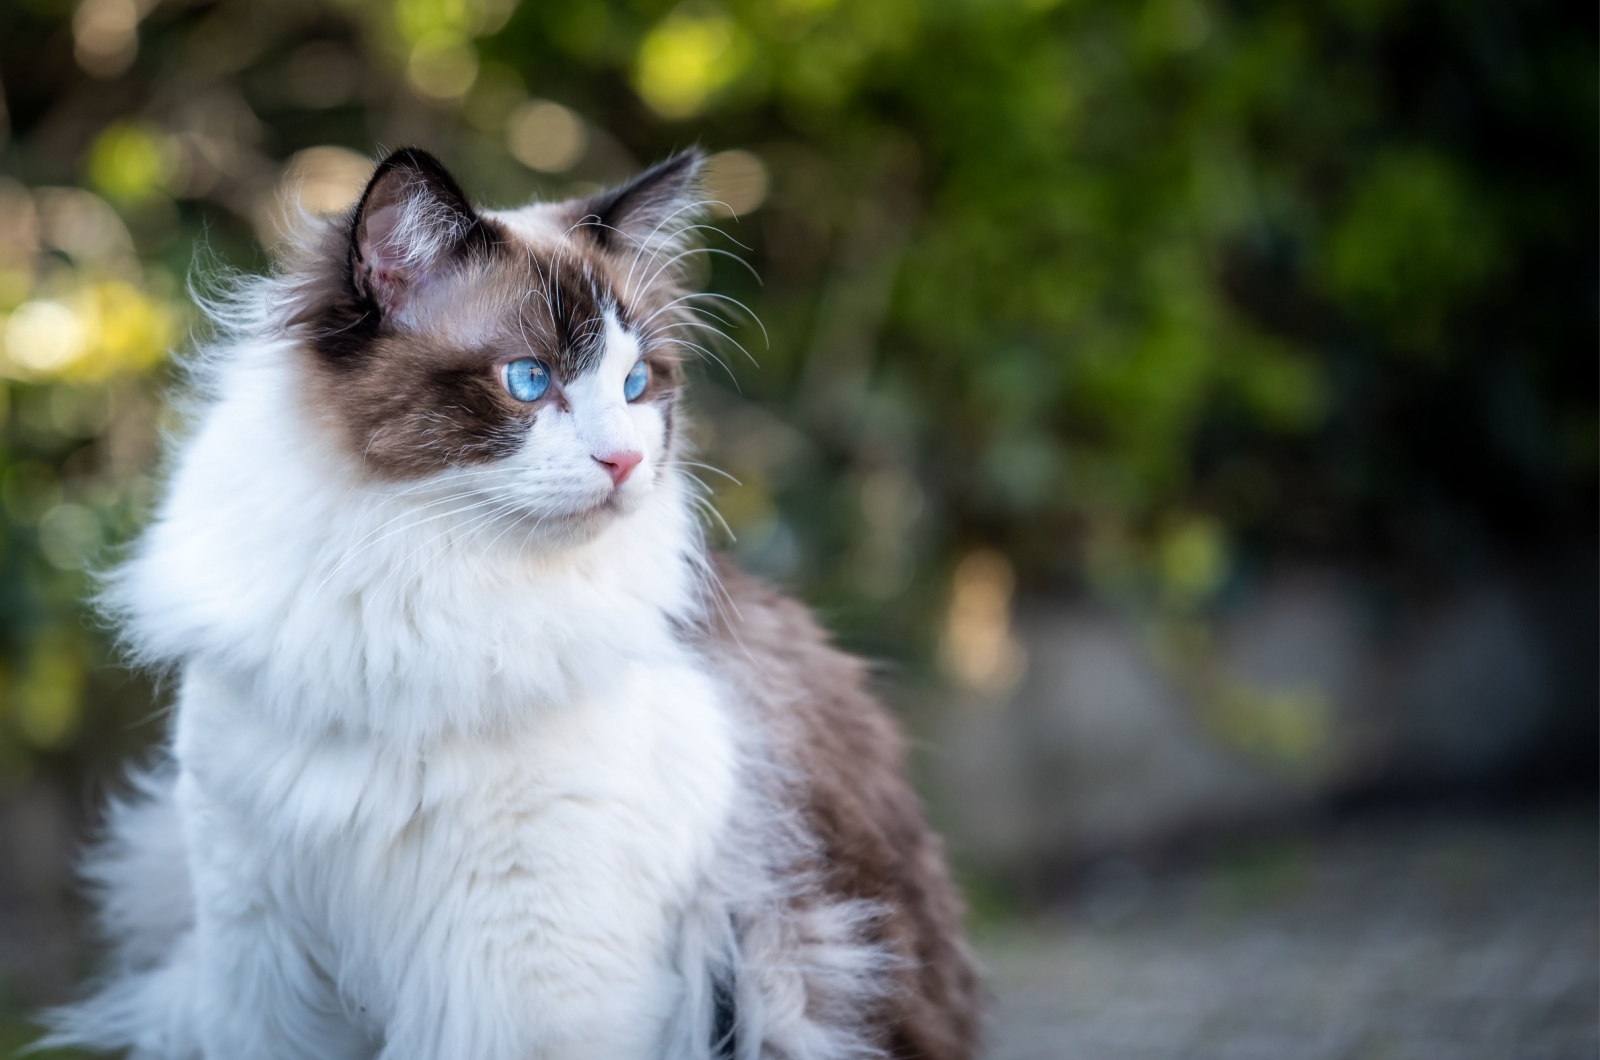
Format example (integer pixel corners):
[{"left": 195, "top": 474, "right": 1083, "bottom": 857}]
[
  {"left": 483, "top": 310, "right": 666, "bottom": 541},
  {"left": 565, "top": 312, "right": 655, "bottom": 490}
]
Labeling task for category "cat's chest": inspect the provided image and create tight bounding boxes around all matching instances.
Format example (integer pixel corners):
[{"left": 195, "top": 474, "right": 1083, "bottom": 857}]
[
  {"left": 351, "top": 657, "right": 735, "bottom": 904},
  {"left": 395, "top": 657, "right": 739, "bottom": 889},
  {"left": 182, "top": 653, "right": 737, "bottom": 845},
  {"left": 179, "top": 656, "right": 738, "bottom": 1049}
]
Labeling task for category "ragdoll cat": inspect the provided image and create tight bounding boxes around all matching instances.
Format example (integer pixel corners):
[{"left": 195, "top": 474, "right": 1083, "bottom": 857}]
[{"left": 42, "top": 147, "right": 981, "bottom": 1059}]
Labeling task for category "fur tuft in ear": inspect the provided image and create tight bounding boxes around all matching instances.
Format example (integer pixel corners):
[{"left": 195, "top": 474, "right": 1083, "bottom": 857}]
[
  {"left": 349, "top": 148, "right": 488, "bottom": 318},
  {"left": 571, "top": 149, "right": 705, "bottom": 259}
]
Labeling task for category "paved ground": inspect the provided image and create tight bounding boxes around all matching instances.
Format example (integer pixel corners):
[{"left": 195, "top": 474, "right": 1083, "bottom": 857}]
[{"left": 973, "top": 807, "right": 1598, "bottom": 1060}]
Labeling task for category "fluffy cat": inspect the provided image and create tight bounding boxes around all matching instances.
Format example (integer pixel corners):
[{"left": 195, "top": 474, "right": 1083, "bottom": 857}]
[{"left": 40, "top": 148, "right": 981, "bottom": 1059}]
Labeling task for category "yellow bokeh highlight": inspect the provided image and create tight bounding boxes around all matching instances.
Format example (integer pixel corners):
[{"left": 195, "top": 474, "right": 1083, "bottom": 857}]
[
  {"left": 3, "top": 281, "right": 174, "bottom": 382},
  {"left": 408, "top": 35, "right": 480, "bottom": 101},
  {"left": 940, "top": 549, "right": 1028, "bottom": 698},
  {"left": 702, "top": 149, "right": 770, "bottom": 216},
  {"left": 286, "top": 146, "right": 375, "bottom": 215},
  {"left": 73, "top": 0, "right": 146, "bottom": 78},
  {"left": 507, "top": 101, "right": 588, "bottom": 173},
  {"left": 12, "top": 630, "right": 87, "bottom": 750},
  {"left": 393, "top": 0, "right": 513, "bottom": 45},
  {"left": 391, "top": 0, "right": 512, "bottom": 106},
  {"left": 259, "top": 146, "right": 375, "bottom": 247},
  {"left": 5, "top": 301, "right": 86, "bottom": 374},
  {"left": 635, "top": 10, "right": 753, "bottom": 119},
  {"left": 85, "top": 280, "right": 174, "bottom": 379},
  {"left": 86, "top": 122, "right": 172, "bottom": 203}
]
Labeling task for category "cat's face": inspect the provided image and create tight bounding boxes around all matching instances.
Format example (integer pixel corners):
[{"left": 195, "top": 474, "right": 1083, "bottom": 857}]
[{"left": 287, "top": 149, "right": 704, "bottom": 546}]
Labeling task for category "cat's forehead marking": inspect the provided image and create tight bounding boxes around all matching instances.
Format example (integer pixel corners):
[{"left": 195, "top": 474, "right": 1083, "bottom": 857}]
[
  {"left": 402, "top": 220, "right": 629, "bottom": 381},
  {"left": 457, "top": 222, "right": 642, "bottom": 382},
  {"left": 512, "top": 256, "right": 617, "bottom": 379},
  {"left": 486, "top": 203, "right": 572, "bottom": 246}
]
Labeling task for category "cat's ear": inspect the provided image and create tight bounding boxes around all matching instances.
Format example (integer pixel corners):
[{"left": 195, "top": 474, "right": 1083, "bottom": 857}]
[
  {"left": 570, "top": 149, "right": 704, "bottom": 260},
  {"left": 348, "top": 148, "right": 481, "bottom": 316}
]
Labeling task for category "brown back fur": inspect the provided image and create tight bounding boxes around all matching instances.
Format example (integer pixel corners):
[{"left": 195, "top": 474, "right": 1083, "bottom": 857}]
[{"left": 702, "top": 559, "right": 983, "bottom": 1058}]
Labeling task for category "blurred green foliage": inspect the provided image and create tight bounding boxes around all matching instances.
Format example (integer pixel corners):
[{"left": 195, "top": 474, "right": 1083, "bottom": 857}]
[{"left": 0, "top": 0, "right": 1592, "bottom": 781}]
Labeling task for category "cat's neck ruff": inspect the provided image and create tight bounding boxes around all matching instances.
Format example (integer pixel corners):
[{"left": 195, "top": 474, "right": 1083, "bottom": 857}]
[{"left": 109, "top": 335, "right": 705, "bottom": 753}]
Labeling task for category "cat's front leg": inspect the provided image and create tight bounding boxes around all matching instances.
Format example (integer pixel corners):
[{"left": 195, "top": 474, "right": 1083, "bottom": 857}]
[
  {"left": 180, "top": 774, "right": 376, "bottom": 1060},
  {"left": 366, "top": 853, "right": 690, "bottom": 1060}
]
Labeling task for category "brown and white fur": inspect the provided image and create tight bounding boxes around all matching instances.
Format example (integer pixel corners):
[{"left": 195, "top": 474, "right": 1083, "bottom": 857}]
[{"left": 41, "top": 148, "right": 980, "bottom": 1059}]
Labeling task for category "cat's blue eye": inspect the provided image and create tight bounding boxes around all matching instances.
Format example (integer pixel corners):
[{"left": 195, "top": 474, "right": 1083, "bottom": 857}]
[
  {"left": 624, "top": 360, "right": 649, "bottom": 402},
  {"left": 501, "top": 358, "right": 550, "bottom": 403}
]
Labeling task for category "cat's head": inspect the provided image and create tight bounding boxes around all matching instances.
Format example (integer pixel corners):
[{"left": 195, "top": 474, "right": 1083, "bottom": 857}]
[{"left": 283, "top": 147, "right": 709, "bottom": 546}]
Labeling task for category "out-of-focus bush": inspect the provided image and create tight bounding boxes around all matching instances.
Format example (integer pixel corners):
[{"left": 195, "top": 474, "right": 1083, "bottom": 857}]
[{"left": 0, "top": 0, "right": 1592, "bottom": 783}]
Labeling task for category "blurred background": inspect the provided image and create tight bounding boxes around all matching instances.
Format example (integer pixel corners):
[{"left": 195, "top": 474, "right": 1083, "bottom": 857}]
[{"left": 0, "top": 0, "right": 1594, "bottom": 1055}]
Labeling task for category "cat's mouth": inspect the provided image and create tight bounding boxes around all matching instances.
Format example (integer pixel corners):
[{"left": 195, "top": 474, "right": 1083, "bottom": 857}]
[
  {"left": 585, "top": 483, "right": 646, "bottom": 518},
  {"left": 515, "top": 482, "right": 647, "bottom": 541}
]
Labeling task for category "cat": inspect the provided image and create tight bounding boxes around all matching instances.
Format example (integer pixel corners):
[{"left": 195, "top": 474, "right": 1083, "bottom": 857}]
[{"left": 39, "top": 147, "right": 982, "bottom": 1059}]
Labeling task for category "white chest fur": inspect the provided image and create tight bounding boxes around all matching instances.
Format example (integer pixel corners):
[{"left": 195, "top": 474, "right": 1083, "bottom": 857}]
[{"left": 173, "top": 653, "right": 738, "bottom": 1060}]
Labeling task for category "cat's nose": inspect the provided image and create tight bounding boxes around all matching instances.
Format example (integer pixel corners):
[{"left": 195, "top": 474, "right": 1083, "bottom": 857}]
[{"left": 594, "top": 449, "right": 643, "bottom": 486}]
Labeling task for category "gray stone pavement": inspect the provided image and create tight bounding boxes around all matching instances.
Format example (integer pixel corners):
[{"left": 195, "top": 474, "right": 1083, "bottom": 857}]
[{"left": 972, "top": 808, "right": 1598, "bottom": 1060}]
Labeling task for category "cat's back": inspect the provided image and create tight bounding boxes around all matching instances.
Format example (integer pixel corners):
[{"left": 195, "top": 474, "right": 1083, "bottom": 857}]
[{"left": 701, "top": 557, "right": 983, "bottom": 1059}]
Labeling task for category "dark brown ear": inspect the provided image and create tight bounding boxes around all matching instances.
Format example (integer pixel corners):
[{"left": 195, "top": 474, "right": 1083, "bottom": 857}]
[
  {"left": 570, "top": 149, "right": 704, "bottom": 258},
  {"left": 349, "top": 148, "right": 486, "bottom": 317}
]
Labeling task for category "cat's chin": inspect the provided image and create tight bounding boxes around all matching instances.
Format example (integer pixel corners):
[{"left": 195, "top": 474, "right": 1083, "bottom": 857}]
[{"left": 515, "top": 490, "right": 649, "bottom": 552}]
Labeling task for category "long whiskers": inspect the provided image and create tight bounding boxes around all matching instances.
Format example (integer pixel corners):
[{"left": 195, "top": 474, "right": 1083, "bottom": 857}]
[
  {"left": 654, "top": 320, "right": 760, "bottom": 369},
  {"left": 653, "top": 337, "right": 739, "bottom": 388},
  {"left": 621, "top": 199, "right": 721, "bottom": 300},
  {"left": 634, "top": 245, "right": 761, "bottom": 305},
  {"left": 666, "top": 459, "right": 741, "bottom": 486},
  {"left": 311, "top": 488, "right": 518, "bottom": 599},
  {"left": 365, "top": 496, "right": 529, "bottom": 609}
]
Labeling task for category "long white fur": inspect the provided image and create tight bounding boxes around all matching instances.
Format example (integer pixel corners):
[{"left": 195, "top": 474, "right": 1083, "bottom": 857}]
[{"left": 41, "top": 192, "right": 890, "bottom": 1059}]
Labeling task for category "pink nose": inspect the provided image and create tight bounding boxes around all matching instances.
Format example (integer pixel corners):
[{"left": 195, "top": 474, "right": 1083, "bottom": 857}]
[{"left": 594, "top": 449, "right": 643, "bottom": 486}]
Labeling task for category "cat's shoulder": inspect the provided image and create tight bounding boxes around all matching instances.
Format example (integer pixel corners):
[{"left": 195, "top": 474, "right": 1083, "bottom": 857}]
[
  {"left": 697, "top": 554, "right": 888, "bottom": 751},
  {"left": 696, "top": 552, "right": 982, "bottom": 1058}
]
